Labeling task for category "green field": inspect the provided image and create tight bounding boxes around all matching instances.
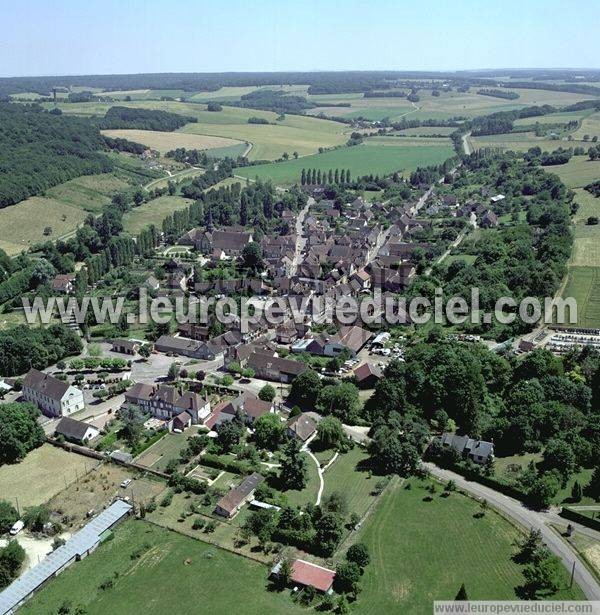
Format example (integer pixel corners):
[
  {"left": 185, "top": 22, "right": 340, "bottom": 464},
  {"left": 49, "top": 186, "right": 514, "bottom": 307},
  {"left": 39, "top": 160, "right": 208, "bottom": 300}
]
[
  {"left": 322, "top": 447, "right": 380, "bottom": 518},
  {"left": 44, "top": 100, "right": 348, "bottom": 161},
  {"left": 471, "top": 132, "right": 582, "bottom": 153},
  {"left": 547, "top": 155, "right": 600, "bottom": 188},
  {"left": 514, "top": 109, "right": 592, "bottom": 127},
  {"left": 234, "top": 140, "right": 454, "bottom": 186},
  {"left": 308, "top": 88, "right": 597, "bottom": 123},
  {"left": 561, "top": 266, "right": 600, "bottom": 328},
  {"left": 20, "top": 520, "right": 305, "bottom": 615},
  {"left": 122, "top": 195, "right": 194, "bottom": 234},
  {"left": 353, "top": 479, "right": 584, "bottom": 614}
]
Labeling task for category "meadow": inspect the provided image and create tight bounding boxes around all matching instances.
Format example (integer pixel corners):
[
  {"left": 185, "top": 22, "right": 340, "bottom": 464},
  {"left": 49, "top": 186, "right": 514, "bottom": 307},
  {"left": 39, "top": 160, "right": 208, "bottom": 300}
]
[
  {"left": 353, "top": 478, "right": 584, "bottom": 614},
  {"left": 0, "top": 165, "right": 154, "bottom": 254},
  {"left": 0, "top": 196, "right": 88, "bottom": 255},
  {"left": 0, "top": 444, "right": 94, "bottom": 508},
  {"left": 572, "top": 111, "right": 600, "bottom": 140},
  {"left": 122, "top": 195, "right": 194, "bottom": 234},
  {"left": 547, "top": 156, "right": 600, "bottom": 188},
  {"left": 45, "top": 100, "right": 348, "bottom": 160},
  {"left": 101, "top": 129, "right": 244, "bottom": 154},
  {"left": 307, "top": 88, "right": 597, "bottom": 122},
  {"left": 470, "top": 132, "right": 584, "bottom": 153},
  {"left": 20, "top": 520, "right": 305, "bottom": 615},
  {"left": 234, "top": 139, "right": 455, "bottom": 186}
]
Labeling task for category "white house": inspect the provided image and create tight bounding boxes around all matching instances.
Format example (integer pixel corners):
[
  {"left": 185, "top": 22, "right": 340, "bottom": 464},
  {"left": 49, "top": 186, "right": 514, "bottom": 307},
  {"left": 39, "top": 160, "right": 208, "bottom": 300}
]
[{"left": 22, "top": 369, "right": 84, "bottom": 418}]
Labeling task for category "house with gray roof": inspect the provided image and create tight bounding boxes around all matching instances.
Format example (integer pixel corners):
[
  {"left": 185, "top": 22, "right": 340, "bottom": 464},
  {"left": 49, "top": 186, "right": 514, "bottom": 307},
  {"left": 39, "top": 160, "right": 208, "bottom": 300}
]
[
  {"left": 440, "top": 432, "right": 494, "bottom": 465},
  {"left": 22, "top": 369, "right": 84, "bottom": 418}
]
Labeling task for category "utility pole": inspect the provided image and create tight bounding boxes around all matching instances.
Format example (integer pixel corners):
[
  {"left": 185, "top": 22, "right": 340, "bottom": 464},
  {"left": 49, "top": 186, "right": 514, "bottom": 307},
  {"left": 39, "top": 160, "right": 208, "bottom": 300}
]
[{"left": 569, "top": 560, "right": 576, "bottom": 589}]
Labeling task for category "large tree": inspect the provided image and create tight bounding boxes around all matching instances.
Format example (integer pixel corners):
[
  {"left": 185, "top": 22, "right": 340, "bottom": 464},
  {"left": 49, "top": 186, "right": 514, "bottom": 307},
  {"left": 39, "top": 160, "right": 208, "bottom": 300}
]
[
  {"left": 0, "top": 402, "right": 45, "bottom": 465},
  {"left": 279, "top": 438, "right": 308, "bottom": 490},
  {"left": 288, "top": 369, "right": 322, "bottom": 409},
  {"left": 253, "top": 413, "right": 285, "bottom": 450}
]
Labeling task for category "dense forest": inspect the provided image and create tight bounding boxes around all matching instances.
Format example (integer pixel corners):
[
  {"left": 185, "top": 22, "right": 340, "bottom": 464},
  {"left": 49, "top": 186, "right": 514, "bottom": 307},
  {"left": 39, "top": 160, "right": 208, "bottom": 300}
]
[
  {"left": 3, "top": 70, "right": 600, "bottom": 98},
  {"left": 477, "top": 88, "right": 520, "bottom": 100},
  {"left": 0, "top": 103, "right": 111, "bottom": 207},
  {"left": 98, "top": 106, "right": 196, "bottom": 131}
]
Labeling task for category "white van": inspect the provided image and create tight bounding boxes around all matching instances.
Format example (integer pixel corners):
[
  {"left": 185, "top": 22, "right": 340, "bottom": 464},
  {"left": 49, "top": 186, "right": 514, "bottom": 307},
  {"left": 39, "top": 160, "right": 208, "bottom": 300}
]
[{"left": 9, "top": 520, "right": 24, "bottom": 535}]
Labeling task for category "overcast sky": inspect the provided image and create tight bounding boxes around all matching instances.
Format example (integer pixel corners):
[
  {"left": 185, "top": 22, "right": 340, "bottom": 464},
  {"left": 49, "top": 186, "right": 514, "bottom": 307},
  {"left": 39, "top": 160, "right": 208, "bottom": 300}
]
[{"left": 1, "top": 0, "right": 599, "bottom": 77}]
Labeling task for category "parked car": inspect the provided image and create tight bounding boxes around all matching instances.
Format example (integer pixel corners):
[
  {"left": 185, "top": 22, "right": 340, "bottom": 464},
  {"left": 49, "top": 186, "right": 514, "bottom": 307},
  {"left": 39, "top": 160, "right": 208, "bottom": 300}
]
[
  {"left": 120, "top": 479, "right": 132, "bottom": 488},
  {"left": 10, "top": 520, "right": 24, "bottom": 535}
]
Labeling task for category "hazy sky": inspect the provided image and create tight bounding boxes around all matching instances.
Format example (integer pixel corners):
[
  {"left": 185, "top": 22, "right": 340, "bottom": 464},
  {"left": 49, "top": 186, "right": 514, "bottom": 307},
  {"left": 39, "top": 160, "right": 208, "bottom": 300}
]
[{"left": 1, "top": 0, "right": 599, "bottom": 77}]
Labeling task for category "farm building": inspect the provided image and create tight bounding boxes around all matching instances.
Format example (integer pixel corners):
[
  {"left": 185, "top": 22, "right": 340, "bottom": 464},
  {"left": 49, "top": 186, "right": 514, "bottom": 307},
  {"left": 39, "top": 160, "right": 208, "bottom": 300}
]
[
  {"left": 271, "top": 558, "right": 336, "bottom": 593},
  {"left": 214, "top": 473, "right": 264, "bottom": 518},
  {"left": 0, "top": 500, "right": 132, "bottom": 614}
]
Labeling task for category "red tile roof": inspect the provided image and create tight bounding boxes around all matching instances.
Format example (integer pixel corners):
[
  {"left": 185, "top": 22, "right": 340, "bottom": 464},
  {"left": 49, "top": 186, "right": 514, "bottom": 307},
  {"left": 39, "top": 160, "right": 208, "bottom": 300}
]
[{"left": 291, "top": 559, "right": 335, "bottom": 592}]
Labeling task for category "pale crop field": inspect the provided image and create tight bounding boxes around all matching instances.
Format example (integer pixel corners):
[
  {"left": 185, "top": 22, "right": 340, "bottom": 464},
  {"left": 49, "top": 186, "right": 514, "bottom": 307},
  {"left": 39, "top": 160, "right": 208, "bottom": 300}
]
[
  {"left": 573, "top": 111, "right": 600, "bottom": 140},
  {"left": 101, "top": 129, "right": 243, "bottom": 154},
  {"left": 0, "top": 444, "right": 94, "bottom": 508}
]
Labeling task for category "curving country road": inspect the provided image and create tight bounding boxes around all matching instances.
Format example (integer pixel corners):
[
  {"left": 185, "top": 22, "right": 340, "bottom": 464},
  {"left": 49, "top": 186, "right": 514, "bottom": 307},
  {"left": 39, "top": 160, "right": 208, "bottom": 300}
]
[{"left": 423, "top": 462, "right": 600, "bottom": 600}]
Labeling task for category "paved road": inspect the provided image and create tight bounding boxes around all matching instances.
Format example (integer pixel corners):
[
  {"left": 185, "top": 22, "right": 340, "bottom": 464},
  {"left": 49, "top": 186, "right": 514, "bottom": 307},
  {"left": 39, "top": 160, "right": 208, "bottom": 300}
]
[
  {"left": 462, "top": 131, "right": 473, "bottom": 156},
  {"left": 290, "top": 197, "right": 313, "bottom": 276},
  {"left": 424, "top": 463, "right": 600, "bottom": 600}
]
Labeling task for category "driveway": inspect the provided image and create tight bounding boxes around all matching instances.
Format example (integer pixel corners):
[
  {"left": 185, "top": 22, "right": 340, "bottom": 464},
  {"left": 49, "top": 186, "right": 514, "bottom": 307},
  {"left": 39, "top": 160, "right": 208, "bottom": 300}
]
[{"left": 423, "top": 462, "right": 600, "bottom": 600}]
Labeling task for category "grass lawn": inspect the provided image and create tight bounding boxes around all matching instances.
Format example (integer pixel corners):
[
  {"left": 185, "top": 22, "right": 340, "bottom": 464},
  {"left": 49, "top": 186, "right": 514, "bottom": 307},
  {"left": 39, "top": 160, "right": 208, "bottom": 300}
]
[
  {"left": 134, "top": 432, "right": 189, "bottom": 471},
  {"left": 20, "top": 520, "right": 305, "bottom": 615},
  {"left": 322, "top": 447, "right": 380, "bottom": 519},
  {"left": 122, "top": 195, "right": 193, "bottom": 234},
  {"left": 352, "top": 478, "right": 584, "bottom": 614},
  {"left": 280, "top": 451, "right": 321, "bottom": 508},
  {"left": 0, "top": 444, "right": 94, "bottom": 508},
  {"left": 234, "top": 141, "right": 454, "bottom": 186},
  {"left": 101, "top": 129, "right": 244, "bottom": 154}
]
